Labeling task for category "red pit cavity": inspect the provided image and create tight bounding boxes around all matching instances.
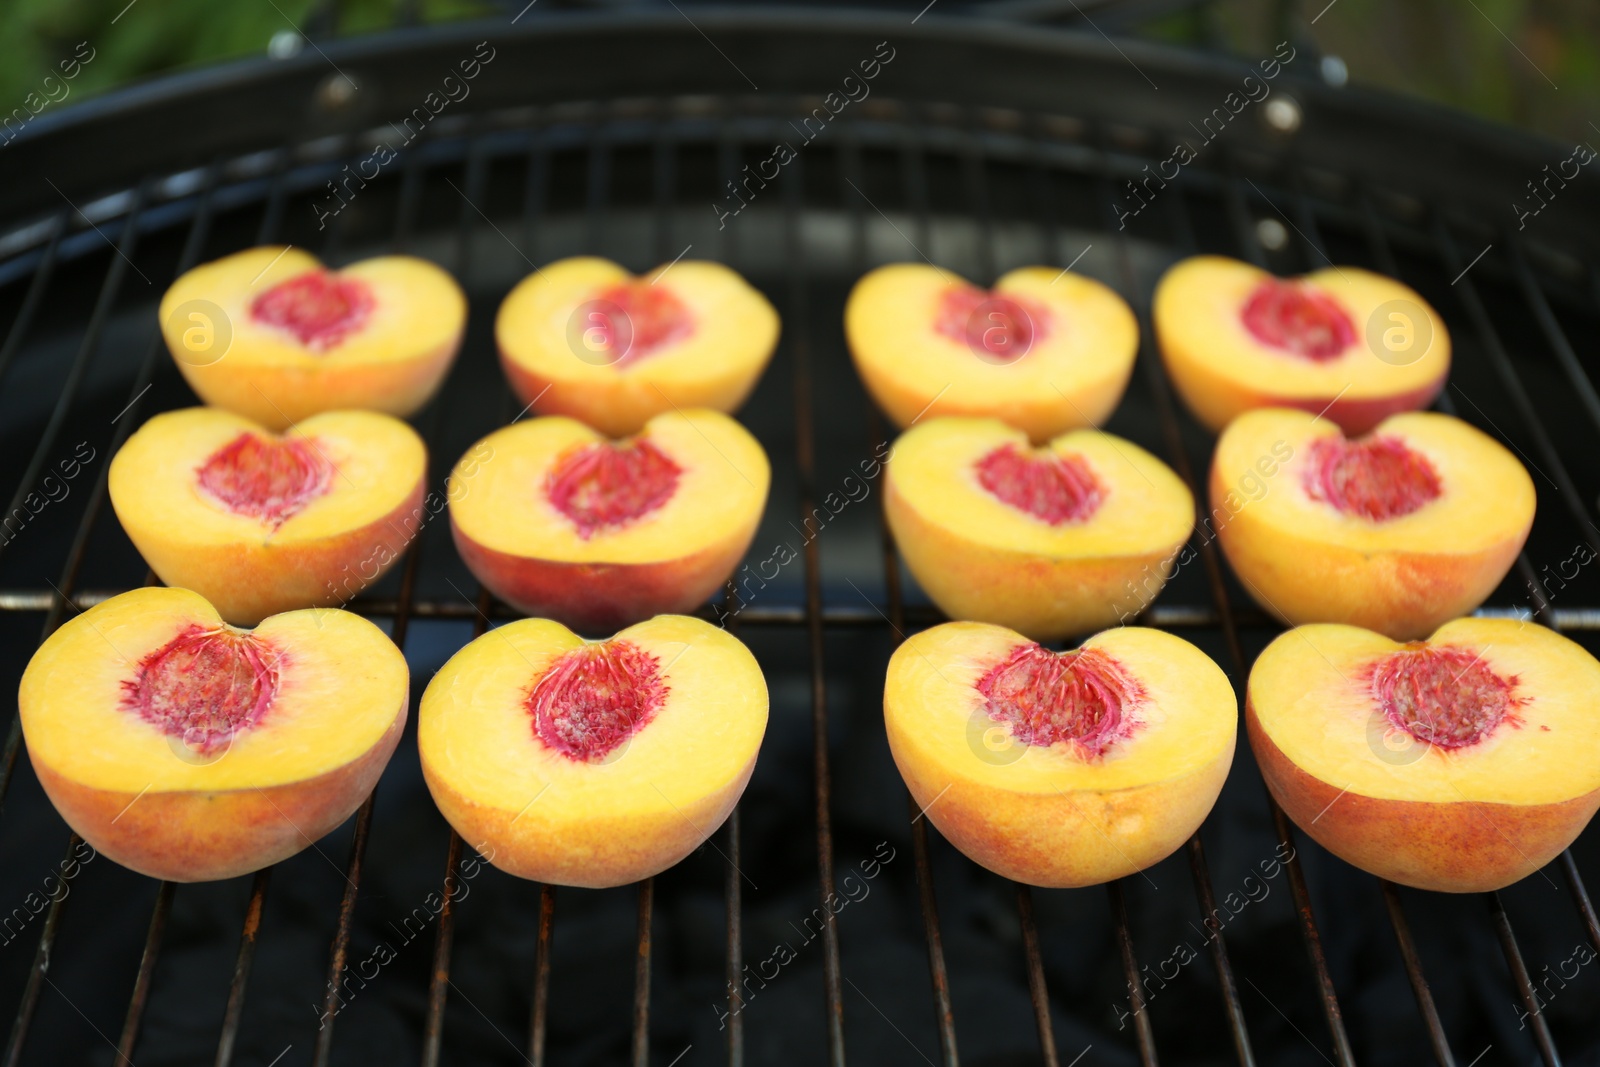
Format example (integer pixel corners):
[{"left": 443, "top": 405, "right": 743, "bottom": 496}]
[
  {"left": 975, "top": 444, "right": 1104, "bottom": 525},
  {"left": 251, "top": 269, "right": 375, "bottom": 351},
  {"left": 121, "top": 624, "right": 279, "bottom": 753},
  {"left": 527, "top": 640, "right": 670, "bottom": 763},
  {"left": 1240, "top": 278, "right": 1356, "bottom": 362},
  {"left": 975, "top": 644, "right": 1142, "bottom": 760},
  {"left": 197, "top": 432, "right": 335, "bottom": 528},
  {"left": 936, "top": 285, "right": 1048, "bottom": 363},
  {"left": 1304, "top": 434, "right": 1442, "bottom": 522},
  {"left": 1371, "top": 644, "right": 1519, "bottom": 750},
  {"left": 546, "top": 438, "right": 682, "bottom": 539},
  {"left": 590, "top": 282, "right": 695, "bottom": 366}
]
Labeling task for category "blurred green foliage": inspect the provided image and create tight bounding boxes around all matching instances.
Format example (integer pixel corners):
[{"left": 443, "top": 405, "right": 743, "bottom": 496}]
[
  {"left": 1179, "top": 0, "right": 1600, "bottom": 144},
  {"left": 0, "top": 0, "right": 488, "bottom": 108},
  {"left": 1, "top": 0, "right": 1595, "bottom": 145}
]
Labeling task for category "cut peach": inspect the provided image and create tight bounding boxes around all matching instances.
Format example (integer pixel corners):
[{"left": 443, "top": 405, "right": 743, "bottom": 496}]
[
  {"left": 450, "top": 410, "right": 769, "bottom": 634},
  {"left": 419, "top": 614, "right": 766, "bottom": 888},
  {"left": 1154, "top": 255, "right": 1449, "bottom": 434},
  {"left": 110, "top": 407, "right": 427, "bottom": 626},
  {"left": 496, "top": 256, "right": 780, "bottom": 437},
  {"left": 885, "top": 417, "right": 1193, "bottom": 640},
  {"left": 161, "top": 247, "right": 466, "bottom": 430},
  {"left": 18, "top": 587, "right": 407, "bottom": 883},
  {"left": 1248, "top": 618, "right": 1600, "bottom": 892},
  {"left": 1212, "top": 408, "right": 1533, "bottom": 640},
  {"left": 845, "top": 264, "right": 1138, "bottom": 442},
  {"left": 885, "top": 622, "right": 1235, "bottom": 888}
]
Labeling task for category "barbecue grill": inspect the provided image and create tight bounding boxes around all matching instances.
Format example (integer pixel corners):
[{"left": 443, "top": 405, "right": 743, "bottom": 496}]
[{"left": 2, "top": 8, "right": 1599, "bottom": 1066}]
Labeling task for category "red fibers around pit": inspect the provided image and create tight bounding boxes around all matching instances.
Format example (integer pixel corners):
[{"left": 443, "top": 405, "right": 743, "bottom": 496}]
[
  {"left": 1239, "top": 278, "right": 1356, "bottom": 362},
  {"left": 250, "top": 269, "right": 375, "bottom": 350},
  {"left": 974, "top": 444, "right": 1104, "bottom": 525},
  {"left": 527, "top": 640, "right": 670, "bottom": 762},
  {"left": 935, "top": 285, "right": 1049, "bottom": 363},
  {"left": 1304, "top": 434, "right": 1442, "bottom": 521},
  {"left": 1370, "top": 644, "right": 1519, "bottom": 750},
  {"left": 590, "top": 282, "right": 695, "bottom": 366},
  {"left": 975, "top": 643, "right": 1142, "bottom": 760},
  {"left": 196, "top": 432, "right": 335, "bottom": 528},
  {"left": 545, "top": 438, "right": 682, "bottom": 539},
  {"left": 121, "top": 624, "right": 279, "bottom": 753}
]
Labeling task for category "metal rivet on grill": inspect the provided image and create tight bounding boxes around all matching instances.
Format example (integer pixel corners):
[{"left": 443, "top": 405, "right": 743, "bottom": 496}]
[
  {"left": 316, "top": 72, "right": 360, "bottom": 111},
  {"left": 1256, "top": 217, "right": 1290, "bottom": 251},
  {"left": 1264, "top": 96, "right": 1302, "bottom": 134}
]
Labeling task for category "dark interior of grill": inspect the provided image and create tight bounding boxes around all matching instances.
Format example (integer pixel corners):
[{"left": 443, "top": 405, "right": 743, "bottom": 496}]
[{"left": 1, "top": 12, "right": 1599, "bottom": 1067}]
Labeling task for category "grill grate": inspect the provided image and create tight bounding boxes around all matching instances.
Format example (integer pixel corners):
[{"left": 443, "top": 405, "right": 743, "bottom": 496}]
[{"left": 1, "top": 24, "right": 1598, "bottom": 1067}]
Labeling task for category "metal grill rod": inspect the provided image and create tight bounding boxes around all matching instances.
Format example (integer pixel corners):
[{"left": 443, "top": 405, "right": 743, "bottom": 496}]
[
  {"left": 1106, "top": 142, "right": 1282, "bottom": 1067},
  {"left": 1070, "top": 117, "right": 1266, "bottom": 1067},
  {"left": 782, "top": 146, "right": 849, "bottom": 1066},
  {"left": 214, "top": 870, "right": 271, "bottom": 1067},
  {"left": 1379, "top": 882, "right": 1457, "bottom": 1067},
  {"left": 1, "top": 835, "right": 83, "bottom": 1067},
  {"left": 419, "top": 125, "right": 529, "bottom": 1065},
  {"left": 312, "top": 142, "right": 435, "bottom": 1067},
  {"left": 891, "top": 107, "right": 963, "bottom": 1067},
  {"left": 1109, "top": 881, "right": 1160, "bottom": 1066},
  {"left": 1014, "top": 885, "right": 1062, "bottom": 1067},
  {"left": 1211, "top": 161, "right": 1358, "bottom": 1067},
  {"left": 1489, "top": 892, "right": 1564, "bottom": 1067}
]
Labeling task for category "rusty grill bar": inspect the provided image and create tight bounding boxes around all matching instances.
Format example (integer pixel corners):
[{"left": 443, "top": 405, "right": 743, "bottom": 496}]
[{"left": 0, "top": 51, "right": 1597, "bottom": 1067}]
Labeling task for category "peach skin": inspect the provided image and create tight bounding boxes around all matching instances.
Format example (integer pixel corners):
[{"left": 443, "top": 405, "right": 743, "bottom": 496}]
[
  {"left": 497, "top": 256, "right": 780, "bottom": 437},
  {"left": 1247, "top": 618, "right": 1600, "bottom": 892},
  {"left": 845, "top": 263, "right": 1139, "bottom": 443},
  {"left": 18, "top": 587, "right": 408, "bottom": 883},
  {"left": 419, "top": 614, "right": 767, "bottom": 888},
  {"left": 1211, "top": 408, "right": 1533, "bottom": 640},
  {"left": 109, "top": 407, "right": 427, "bottom": 626},
  {"left": 885, "top": 416, "right": 1193, "bottom": 640},
  {"left": 450, "top": 409, "right": 769, "bottom": 634},
  {"left": 161, "top": 246, "right": 465, "bottom": 429},
  {"left": 1154, "top": 255, "right": 1448, "bottom": 435}
]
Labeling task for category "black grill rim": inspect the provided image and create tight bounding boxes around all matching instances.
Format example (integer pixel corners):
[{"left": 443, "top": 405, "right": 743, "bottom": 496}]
[{"left": 4, "top": 9, "right": 1599, "bottom": 251}]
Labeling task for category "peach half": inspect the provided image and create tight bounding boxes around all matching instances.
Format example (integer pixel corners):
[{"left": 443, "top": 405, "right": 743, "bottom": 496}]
[
  {"left": 885, "top": 622, "right": 1235, "bottom": 887},
  {"left": 451, "top": 410, "right": 769, "bottom": 634},
  {"left": 419, "top": 614, "right": 766, "bottom": 888},
  {"left": 845, "top": 264, "right": 1138, "bottom": 443},
  {"left": 497, "top": 256, "right": 780, "bottom": 437},
  {"left": 1248, "top": 618, "right": 1600, "bottom": 892},
  {"left": 1153, "top": 255, "right": 1449, "bottom": 435},
  {"left": 161, "top": 247, "right": 466, "bottom": 429},
  {"left": 18, "top": 587, "right": 407, "bottom": 883},
  {"left": 1212, "top": 408, "right": 1533, "bottom": 640},
  {"left": 885, "top": 417, "right": 1193, "bottom": 640},
  {"left": 110, "top": 407, "right": 427, "bottom": 626}
]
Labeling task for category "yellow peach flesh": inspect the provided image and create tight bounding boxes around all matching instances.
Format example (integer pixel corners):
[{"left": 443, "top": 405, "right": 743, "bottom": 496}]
[
  {"left": 497, "top": 257, "right": 780, "bottom": 437},
  {"left": 1248, "top": 619, "right": 1600, "bottom": 892},
  {"left": 109, "top": 407, "right": 427, "bottom": 626},
  {"left": 19, "top": 587, "right": 408, "bottom": 882},
  {"left": 845, "top": 264, "right": 1139, "bottom": 443},
  {"left": 885, "top": 622, "right": 1236, "bottom": 888},
  {"left": 161, "top": 247, "right": 465, "bottom": 429},
  {"left": 885, "top": 417, "right": 1193, "bottom": 640},
  {"left": 1212, "top": 408, "right": 1533, "bottom": 639},
  {"left": 1154, "top": 255, "right": 1449, "bottom": 434},
  {"left": 418, "top": 614, "right": 767, "bottom": 888}
]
